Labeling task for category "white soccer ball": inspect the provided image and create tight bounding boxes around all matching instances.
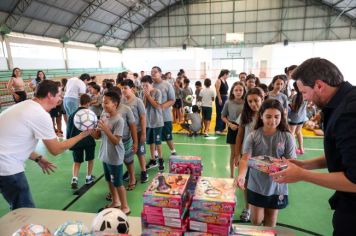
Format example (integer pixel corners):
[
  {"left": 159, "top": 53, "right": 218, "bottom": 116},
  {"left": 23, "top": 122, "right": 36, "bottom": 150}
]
[
  {"left": 92, "top": 208, "right": 129, "bottom": 234},
  {"left": 74, "top": 109, "right": 98, "bottom": 131},
  {"left": 184, "top": 106, "right": 190, "bottom": 114},
  {"left": 54, "top": 221, "right": 92, "bottom": 236},
  {"left": 13, "top": 224, "right": 51, "bottom": 236}
]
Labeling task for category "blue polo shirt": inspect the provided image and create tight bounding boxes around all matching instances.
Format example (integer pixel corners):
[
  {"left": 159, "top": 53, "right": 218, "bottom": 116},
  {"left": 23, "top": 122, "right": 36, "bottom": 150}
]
[{"left": 322, "top": 81, "right": 356, "bottom": 210}]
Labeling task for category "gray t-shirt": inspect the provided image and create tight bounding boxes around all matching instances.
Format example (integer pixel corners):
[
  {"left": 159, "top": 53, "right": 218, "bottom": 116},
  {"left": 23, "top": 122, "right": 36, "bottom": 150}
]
[
  {"left": 89, "top": 94, "right": 103, "bottom": 117},
  {"left": 237, "top": 115, "right": 257, "bottom": 150},
  {"left": 222, "top": 100, "right": 244, "bottom": 122},
  {"left": 243, "top": 128, "right": 296, "bottom": 196},
  {"left": 268, "top": 93, "right": 289, "bottom": 111},
  {"left": 98, "top": 114, "right": 125, "bottom": 166},
  {"left": 188, "top": 113, "right": 202, "bottom": 132},
  {"left": 122, "top": 96, "right": 146, "bottom": 132},
  {"left": 289, "top": 98, "right": 307, "bottom": 123},
  {"left": 117, "top": 103, "right": 136, "bottom": 141},
  {"left": 174, "top": 86, "right": 183, "bottom": 100},
  {"left": 146, "top": 89, "right": 164, "bottom": 128},
  {"left": 153, "top": 80, "right": 175, "bottom": 122}
]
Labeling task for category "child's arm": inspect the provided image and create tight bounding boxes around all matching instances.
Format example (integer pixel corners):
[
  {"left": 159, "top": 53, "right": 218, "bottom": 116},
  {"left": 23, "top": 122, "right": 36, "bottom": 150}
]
[
  {"left": 235, "top": 126, "right": 245, "bottom": 164},
  {"left": 145, "top": 91, "right": 161, "bottom": 109},
  {"left": 97, "top": 120, "right": 121, "bottom": 145},
  {"left": 236, "top": 153, "right": 250, "bottom": 189}
]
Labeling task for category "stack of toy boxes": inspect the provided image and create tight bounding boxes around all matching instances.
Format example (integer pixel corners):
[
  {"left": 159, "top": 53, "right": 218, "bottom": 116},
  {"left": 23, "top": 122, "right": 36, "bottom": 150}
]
[
  {"left": 248, "top": 155, "right": 288, "bottom": 174},
  {"left": 141, "top": 173, "right": 191, "bottom": 235},
  {"left": 189, "top": 177, "right": 236, "bottom": 236},
  {"left": 169, "top": 155, "right": 203, "bottom": 195}
]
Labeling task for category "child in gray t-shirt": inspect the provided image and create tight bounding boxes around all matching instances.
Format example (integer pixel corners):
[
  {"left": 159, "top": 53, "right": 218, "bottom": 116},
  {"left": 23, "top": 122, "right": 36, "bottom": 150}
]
[
  {"left": 181, "top": 105, "right": 202, "bottom": 136},
  {"left": 92, "top": 91, "right": 130, "bottom": 215},
  {"left": 236, "top": 99, "right": 296, "bottom": 227},
  {"left": 141, "top": 75, "right": 164, "bottom": 171}
]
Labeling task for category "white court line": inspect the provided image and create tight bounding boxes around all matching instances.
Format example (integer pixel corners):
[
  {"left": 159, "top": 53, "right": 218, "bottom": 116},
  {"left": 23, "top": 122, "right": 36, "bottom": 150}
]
[{"left": 174, "top": 142, "right": 324, "bottom": 151}]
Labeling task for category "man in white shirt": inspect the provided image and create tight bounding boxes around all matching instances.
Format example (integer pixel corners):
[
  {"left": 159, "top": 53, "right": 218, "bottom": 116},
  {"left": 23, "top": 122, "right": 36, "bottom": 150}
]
[
  {"left": 0, "top": 80, "right": 91, "bottom": 210},
  {"left": 63, "top": 73, "right": 91, "bottom": 115}
]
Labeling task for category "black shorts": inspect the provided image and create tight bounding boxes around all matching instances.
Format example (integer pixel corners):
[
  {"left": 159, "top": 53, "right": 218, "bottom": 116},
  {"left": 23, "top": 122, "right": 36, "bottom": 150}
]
[
  {"left": 201, "top": 107, "right": 212, "bottom": 121},
  {"left": 72, "top": 146, "right": 95, "bottom": 163},
  {"left": 162, "top": 121, "right": 173, "bottom": 141},
  {"left": 173, "top": 99, "right": 183, "bottom": 109},
  {"left": 247, "top": 189, "right": 288, "bottom": 209},
  {"left": 288, "top": 121, "right": 304, "bottom": 125},
  {"left": 49, "top": 105, "right": 62, "bottom": 118},
  {"left": 226, "top": 124, "right": 238, "bottom": 144}
]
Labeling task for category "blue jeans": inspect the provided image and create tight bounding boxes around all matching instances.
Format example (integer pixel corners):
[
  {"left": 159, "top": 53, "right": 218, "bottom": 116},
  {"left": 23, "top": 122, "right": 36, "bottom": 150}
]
[
  {"left": 0, "top": 172, "right": 35, "bottom": 210},
  {"left": 215, "top": 95, "right": 228, "bottom": 132},
  {"left": 63, "top": 97, "right": 79, "bottom": 116}
]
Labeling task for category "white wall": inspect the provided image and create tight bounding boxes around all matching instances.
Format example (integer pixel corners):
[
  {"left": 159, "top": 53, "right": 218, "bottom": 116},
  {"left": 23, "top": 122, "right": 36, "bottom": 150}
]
[
  {"left": 252, "top": 40, "right": 356, "bottom": 85},
  {"left": 0, "top": 42, "right": 8, "bottom": 70},
  {"left": 122, "top": 47, "right": 211, "bottom": 80}
]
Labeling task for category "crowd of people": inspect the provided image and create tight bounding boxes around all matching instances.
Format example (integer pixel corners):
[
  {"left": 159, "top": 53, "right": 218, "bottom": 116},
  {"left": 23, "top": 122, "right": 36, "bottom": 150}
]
[{"left": 1, "top": 58, "right": 355, "bottom": 235}]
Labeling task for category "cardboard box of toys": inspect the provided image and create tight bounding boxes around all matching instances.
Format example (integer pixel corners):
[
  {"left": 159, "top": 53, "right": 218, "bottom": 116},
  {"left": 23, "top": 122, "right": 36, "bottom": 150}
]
[
  {"left": 169, "top": 155, "right": 203, "bottom": 177},
  {"left": 143, "top": 173, "right": 191, "bottom": 209},
  {"left": 189, "top": 209, "right": 232, "bottom": 226},
  {"left": 248, "top": 155, "right": 288, "bottom": 174},
  {"left": 190, "top": 177, "right": 236, "bottom": 214}
]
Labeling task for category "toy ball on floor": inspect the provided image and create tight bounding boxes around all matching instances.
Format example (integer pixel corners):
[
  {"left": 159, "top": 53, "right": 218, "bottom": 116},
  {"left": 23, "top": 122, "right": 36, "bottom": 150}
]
[
  {"left": 54, "top": 221, "right": 92, "bottom": 236},
  {"left": 186, "top": 95, "right": 193, "bottom": 103},
  {"left": 13, "top": 224, "right": 51, "bottom": 236},
  {"left": 92, "top": 208, "right": 129, "bottom": 234},
  {"left": 184, "top": 106, "right": 190, "bottom": 114},
  {"left": 74, "top": 109, "right": 98, "bottom": 131}
]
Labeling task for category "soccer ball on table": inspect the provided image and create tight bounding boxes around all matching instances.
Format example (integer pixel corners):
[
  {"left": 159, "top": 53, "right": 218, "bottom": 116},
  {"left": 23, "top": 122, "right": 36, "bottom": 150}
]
[
  {"left": 74, "top": 109, "right": 98, "bottom": 131},
  {"left": 92, "top": 208, "right": 129, "bottom": 235},
  {"left": 54, "top": 221, "right": 92, "bottom": 236},
  {"left": 13, "top": 224, "right": 51, "bottom": 236}
]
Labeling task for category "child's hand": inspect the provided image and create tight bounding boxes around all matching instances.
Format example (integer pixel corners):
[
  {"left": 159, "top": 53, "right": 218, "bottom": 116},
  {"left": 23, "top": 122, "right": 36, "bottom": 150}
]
[
  {"left": 229, "top": 123, "right": 238, "bottom": 131},
  {"left": 234, "top": 175, "right": 245, "bottom": 189},
  {"left": 97, "top": 119, "right": 109, "bottom": 133},
  {"left": 140, "top": 132, "right": 146, "bottom": 143}
]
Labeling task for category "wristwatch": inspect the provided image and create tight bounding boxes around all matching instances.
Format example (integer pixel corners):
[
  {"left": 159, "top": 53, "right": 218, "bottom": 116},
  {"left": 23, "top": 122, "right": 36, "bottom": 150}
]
[{"left": 34, "top": 155, "right": 42, "bottom": 163}]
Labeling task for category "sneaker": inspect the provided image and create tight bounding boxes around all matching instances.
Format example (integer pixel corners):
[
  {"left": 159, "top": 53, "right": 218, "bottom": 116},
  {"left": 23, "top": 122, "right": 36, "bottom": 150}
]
[
  {"left": 215, "top": 131, "right": 222, "bottom": 135},
  {"left": 158, "top": 159, "right": 164, "bottom": 172},
  {"left": 71, "top": 177, "right": 78, "bottom": 189},
  {"left": 123, "top": 171, "right": 129, "bottom": 182},
  {"left": 85, "top": 175, "right": 95, "bottom": 185},
  {"left": 171, "top": 151, "right": 177, "bottom": 155},
  {"left": 140, "top": 171, "right": 148, "bottom": 183},
  {"left": 146, "top": 159, "right": 158, "bottom": 170},
  {"left": 240, "top": 209, "right": 250, "bottom": 222},
  {"left": 204, "top": 133, "right": 209, "bottom": 137}
]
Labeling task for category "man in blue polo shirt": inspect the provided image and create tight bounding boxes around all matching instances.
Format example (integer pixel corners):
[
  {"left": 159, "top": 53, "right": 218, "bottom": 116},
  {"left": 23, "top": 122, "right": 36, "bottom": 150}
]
[{"left": 271, "top": 57, "right": 356, "bottom": 235}]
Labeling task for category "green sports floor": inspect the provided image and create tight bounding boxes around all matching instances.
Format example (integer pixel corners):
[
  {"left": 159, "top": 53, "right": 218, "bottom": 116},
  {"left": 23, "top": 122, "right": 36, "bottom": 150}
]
[{"left": 0, "top": 134, "right": 331, "bottom": 235}]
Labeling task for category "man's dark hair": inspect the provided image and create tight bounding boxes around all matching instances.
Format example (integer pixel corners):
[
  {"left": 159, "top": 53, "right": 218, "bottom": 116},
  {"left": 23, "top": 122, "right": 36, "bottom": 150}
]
[
  {"left": 35, "top": 80, "right": 60, "bottom": 98},
  {"left": 195, "top": 81, "right": 202, "bottom": 87},
  {"left": 121, "top": 79, "right": 134, "bottom": 88},
  {"left": 80, "top": 94, "right": 91, "bottom": 105},
  {"left": 79, "top": 73, "right": 91, "bottom": 81},
  {"left": 141, "top": 75, "right": 153, "bottom": 84},
  {"left": 204, "top": 78, "right": 211, "bottom": 87},
  {"left": 292, "top": 57, "right": 343, "bottom": 88}
]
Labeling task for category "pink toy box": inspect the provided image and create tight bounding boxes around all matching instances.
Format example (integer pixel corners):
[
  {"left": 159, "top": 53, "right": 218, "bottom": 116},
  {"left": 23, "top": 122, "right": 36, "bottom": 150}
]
[
  {"left": 189, "top": 209, "right": 232, "bottom": 226},
  {"left": 143, "top": 173, "right": 191, "bottom": 209},
  {"left": 169, "top": 155, "right": 203, "bottom": 177},
  {"left": 190, "top": 177, "right": 236, "bottom": 214},
  {"left": 141, "top": 212, "right": 188, "bottom": 230},
  {"left": 248, "top": 155, "right": 288, "bottom": 174},
  {"left": 142, "top": 204, "right": 189, "bottom": 218},
  {"left": 189, "top": 219, "right": 232, "bottom": 236}
]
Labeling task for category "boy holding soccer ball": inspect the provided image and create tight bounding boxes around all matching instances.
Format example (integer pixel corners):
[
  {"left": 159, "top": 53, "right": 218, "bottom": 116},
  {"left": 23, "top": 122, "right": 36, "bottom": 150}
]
[
  {"left": 92, "top": 91, "right": 130, "bottom": 214},
  {"left": 66, "top": 94, "right": 96, "bottom": 190}
]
